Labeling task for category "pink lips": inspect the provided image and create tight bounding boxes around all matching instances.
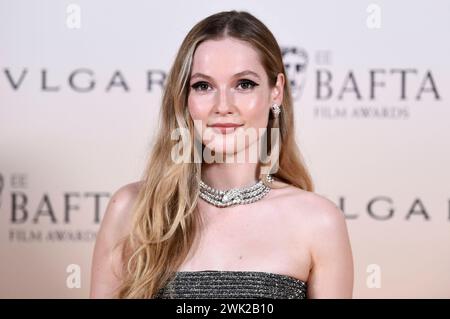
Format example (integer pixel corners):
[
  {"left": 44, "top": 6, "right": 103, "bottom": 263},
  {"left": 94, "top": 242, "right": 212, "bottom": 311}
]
[{"left": 208, "top": 123, "right": 244, "bottom": 134}]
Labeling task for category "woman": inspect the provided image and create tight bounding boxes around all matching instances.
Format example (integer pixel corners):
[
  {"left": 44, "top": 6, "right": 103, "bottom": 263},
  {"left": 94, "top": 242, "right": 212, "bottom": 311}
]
[{"left": 90, "top": 10, "right": 353, "bottom": 299}]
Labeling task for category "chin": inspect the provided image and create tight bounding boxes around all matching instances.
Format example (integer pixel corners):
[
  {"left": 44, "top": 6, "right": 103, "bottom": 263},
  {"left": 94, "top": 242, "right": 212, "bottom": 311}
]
[{"left": 202, "top": 141, "right": 259, "bottom": 164}]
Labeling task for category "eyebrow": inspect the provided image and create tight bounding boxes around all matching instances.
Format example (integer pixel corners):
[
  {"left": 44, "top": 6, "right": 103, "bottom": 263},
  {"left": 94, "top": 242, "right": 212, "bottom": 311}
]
[{"left": 190, "top": 70, "right": 261, "bottom": 81}]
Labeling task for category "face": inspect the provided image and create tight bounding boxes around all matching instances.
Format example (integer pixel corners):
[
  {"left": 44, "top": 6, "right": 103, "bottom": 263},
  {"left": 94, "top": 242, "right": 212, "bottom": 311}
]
[
  {"left": 187, "top": 37, "right": 284, "bottom": 161},
  {"left": 283, "top": 47, "right": 308, "bottom": 101}
]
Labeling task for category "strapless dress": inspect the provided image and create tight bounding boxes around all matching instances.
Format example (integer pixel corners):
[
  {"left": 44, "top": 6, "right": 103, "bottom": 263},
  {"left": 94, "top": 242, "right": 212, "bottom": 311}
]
[{"left": 155, "top": 270, "right": 307, "bottom": 299}]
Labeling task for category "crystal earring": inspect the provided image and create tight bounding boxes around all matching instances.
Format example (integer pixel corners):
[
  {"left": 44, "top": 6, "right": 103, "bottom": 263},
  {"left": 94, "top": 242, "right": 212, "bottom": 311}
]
[{"left": 271, "top": 103, "right": 281, "bottom": 118}]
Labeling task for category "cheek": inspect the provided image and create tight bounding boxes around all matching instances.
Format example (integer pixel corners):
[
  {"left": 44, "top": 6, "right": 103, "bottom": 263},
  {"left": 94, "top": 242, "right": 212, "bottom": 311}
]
[
  {"left": 188, "top": 95, "right": 209, "bottom": 139},
  {"left": 239, "top": 95, "right": 270, "bottom": 128},
  {"left": 187, "top": 96, "right": 206, "bottom": 120},
  {"left": 188, "top": 98, "right": 201, "bottom": 120}
]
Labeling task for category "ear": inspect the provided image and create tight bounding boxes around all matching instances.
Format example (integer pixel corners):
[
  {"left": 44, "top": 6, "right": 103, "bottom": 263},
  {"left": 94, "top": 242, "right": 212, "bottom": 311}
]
[{"left": 271, "top": 73, "right": 285, "bottom": 105}]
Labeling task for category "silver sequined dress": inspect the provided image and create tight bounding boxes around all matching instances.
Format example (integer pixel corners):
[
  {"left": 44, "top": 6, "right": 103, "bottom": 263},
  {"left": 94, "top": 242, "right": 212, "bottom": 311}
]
[{"left": 155, "top": 270, "right": 307, "bottom": 299}]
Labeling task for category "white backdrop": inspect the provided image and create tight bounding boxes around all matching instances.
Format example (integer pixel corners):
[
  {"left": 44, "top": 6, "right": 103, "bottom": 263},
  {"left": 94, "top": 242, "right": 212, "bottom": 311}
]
[{"left": 1, "top": 0, "right": 449, "bottom": 298}]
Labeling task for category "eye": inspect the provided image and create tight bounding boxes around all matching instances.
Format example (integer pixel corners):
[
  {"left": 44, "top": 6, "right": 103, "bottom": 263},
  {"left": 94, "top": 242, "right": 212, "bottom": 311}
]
[
  {"left": 191, "top": 81, "right": 211, "bottom": 92},
  {"left": 296, "top": 64, "right": 304, "bottom": 72},
  {"left": 237, "top": 79, "right": 259, "bottom": 91},
  {"left": 190, "top": 79, "right": 259, "bottom": 92}
]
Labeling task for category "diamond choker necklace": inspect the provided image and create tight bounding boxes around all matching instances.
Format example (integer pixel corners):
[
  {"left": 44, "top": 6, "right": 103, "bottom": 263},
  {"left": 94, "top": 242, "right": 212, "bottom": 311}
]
[{"left": 199, "top": 174, "right": 274, "bottom": 208}]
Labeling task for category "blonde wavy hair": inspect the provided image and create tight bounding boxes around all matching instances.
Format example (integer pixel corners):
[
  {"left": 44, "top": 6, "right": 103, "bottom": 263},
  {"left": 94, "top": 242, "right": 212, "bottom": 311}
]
[{"left": 115, "top": 10, "right": 314, "bottom": 298}]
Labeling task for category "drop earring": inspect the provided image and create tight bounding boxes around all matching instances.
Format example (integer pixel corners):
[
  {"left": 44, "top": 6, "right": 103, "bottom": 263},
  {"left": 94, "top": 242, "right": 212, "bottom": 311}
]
[{"left": 271, "top": 103, "right": 281, "bottom": 118}]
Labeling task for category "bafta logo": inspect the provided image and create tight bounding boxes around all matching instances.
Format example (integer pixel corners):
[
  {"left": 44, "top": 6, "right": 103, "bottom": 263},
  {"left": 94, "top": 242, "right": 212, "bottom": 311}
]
[{"left": 282, "top": 46, "right": 309, "bottom": 101}]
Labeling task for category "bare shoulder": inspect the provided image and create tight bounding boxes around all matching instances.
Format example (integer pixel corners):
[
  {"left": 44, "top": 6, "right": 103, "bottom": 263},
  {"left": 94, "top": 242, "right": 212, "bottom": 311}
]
[
  {"left": 262, "top": 181, "right": 353, "bottom": 297},
  {"left": 280, "top": 188, "right": 353, "bottom": 298},
  {"left": 271, "top": 182, "right": 346, "bottom": 234},
  {"left": 270, "top": 183, "right": 347, "bottom": 242},
  {"left": 295, "top": 189, "right": 344, "bottom": 227},
  {"left": 110, "top": 181, "right": 142, "bottom": 210},
  {"left": 98, "top": 181, "right": 142, "bottom": 238},
  {"left": 97, "top": 179, "right": 143, "bottom": 242},
  {"left": 105, "top": 181, "right": 142, "bottom": 225},
  {"left": 89, "top": 180, "right": 143, "bottom": 298}
]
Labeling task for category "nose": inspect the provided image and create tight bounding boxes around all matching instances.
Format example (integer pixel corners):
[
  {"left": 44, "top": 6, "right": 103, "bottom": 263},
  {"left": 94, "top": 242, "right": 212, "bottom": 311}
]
[{"left": 213, "top": 87, "right": 235, "bottom": 115}]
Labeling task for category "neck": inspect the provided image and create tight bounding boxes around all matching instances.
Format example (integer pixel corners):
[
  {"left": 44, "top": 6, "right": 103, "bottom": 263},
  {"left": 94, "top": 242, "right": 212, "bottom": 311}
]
[{"left": 201, "top": 161, "right": 260, "bottom": 190}]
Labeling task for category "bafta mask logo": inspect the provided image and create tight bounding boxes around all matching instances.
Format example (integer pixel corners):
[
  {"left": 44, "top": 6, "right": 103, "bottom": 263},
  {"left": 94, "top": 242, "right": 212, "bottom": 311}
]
[{"left": 282, "top": 47, "right": 309, "bottom": 101}]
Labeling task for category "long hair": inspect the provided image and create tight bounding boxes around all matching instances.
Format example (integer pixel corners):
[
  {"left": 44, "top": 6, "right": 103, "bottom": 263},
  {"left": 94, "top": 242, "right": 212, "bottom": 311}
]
[{"left": 116, "top": 10, "right": 314, "bottom": 298}]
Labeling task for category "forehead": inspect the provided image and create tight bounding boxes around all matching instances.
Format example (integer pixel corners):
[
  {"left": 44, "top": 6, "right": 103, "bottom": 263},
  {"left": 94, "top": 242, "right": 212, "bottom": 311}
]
[{"left": 191, "top": 37, "right": 265, "bottom": 78}]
